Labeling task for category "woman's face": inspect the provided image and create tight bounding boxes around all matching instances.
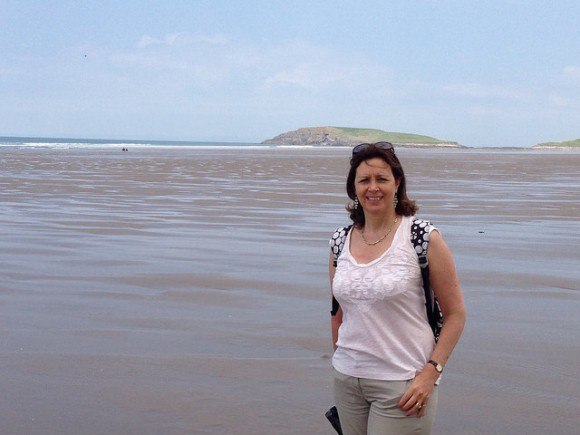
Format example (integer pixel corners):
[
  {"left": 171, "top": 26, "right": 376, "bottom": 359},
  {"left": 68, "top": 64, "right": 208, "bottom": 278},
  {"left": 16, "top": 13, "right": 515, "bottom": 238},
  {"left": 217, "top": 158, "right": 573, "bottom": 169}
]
[{"left": 354, "top": 157, "right": 400, "bottom": 216}]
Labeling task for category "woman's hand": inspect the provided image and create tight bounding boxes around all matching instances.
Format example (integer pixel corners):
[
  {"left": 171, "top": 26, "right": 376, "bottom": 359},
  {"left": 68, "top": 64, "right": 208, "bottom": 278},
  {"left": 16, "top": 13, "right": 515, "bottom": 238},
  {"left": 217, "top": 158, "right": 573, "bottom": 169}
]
[{"left": 397, "top": 367, "right": 438, "bottom": 417}]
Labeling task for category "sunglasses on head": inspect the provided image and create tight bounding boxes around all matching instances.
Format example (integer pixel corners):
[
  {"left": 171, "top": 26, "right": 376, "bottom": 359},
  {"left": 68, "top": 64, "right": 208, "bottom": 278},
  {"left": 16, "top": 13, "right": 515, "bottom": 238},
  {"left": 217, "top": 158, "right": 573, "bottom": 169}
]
[{"left": 352, "top": 141, "right": 395, "bottom": 155}]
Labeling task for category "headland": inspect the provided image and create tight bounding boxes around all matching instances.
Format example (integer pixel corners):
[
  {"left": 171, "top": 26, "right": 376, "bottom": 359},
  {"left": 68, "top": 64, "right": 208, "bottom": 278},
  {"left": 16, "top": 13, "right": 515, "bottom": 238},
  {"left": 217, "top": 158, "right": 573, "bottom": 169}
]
[
  {"left": 532, "top": 138, "right": 580, "bottom": 149},
  {"left": 262, "top": 126, "right": 465, "bottom": 148}
]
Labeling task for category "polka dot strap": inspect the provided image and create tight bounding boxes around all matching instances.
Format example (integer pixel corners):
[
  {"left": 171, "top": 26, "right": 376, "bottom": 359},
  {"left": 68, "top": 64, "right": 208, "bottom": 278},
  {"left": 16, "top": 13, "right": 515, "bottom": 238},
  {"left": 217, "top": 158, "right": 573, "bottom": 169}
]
[
  {"left": 329, "top": 225, "right": 353, "bottom": 267},
  {"left": 410, "top": 218, "right": 435, "bottom": 265},
  {"left": 329, "top": 225, "right": 351, "bottom": 316},
  {"left": 411, "top": 217, "right": 444, "bottom": 342}
]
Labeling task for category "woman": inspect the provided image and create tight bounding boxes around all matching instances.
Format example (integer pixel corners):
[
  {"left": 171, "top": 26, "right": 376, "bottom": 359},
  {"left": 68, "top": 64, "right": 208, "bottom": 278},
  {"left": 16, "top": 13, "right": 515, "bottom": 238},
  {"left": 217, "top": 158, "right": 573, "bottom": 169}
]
[{"left": 329, "top": 142, "right": 466, "bottom": 434}]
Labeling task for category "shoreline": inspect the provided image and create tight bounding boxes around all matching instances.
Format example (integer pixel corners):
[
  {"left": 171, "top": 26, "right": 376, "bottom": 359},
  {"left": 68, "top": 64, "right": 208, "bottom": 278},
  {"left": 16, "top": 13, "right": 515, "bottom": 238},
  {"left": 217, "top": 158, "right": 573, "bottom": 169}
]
[{"left": 2, "top": 135, "right": 580, "bottom": 150}]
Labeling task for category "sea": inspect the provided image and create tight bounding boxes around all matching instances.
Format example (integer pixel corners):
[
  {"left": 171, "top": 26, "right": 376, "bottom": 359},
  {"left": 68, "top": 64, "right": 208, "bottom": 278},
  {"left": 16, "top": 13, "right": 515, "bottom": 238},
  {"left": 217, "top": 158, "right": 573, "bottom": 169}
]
[{"left": 0, "top": 136, "right": 281, "bottom": 150}]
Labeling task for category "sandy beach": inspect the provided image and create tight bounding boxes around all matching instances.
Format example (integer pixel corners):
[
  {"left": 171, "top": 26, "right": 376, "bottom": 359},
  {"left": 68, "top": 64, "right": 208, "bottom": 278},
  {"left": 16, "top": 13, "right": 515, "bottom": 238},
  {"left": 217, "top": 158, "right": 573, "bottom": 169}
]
[{"left": 1, "top": 146, "right": 579, "bottom": 434}]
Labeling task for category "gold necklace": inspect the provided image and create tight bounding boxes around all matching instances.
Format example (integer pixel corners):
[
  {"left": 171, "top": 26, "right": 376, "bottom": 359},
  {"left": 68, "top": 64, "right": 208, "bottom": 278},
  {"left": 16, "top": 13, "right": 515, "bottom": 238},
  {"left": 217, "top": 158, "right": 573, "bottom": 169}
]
[{"left": 361, "top": 217, "right": 398, "bottom": 246}]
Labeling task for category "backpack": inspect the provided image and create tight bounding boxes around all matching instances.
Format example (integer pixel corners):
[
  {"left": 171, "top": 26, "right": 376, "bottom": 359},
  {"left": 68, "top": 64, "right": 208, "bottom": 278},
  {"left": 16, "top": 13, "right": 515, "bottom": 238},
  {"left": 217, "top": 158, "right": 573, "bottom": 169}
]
[{"left": 329, "top": 217, "right": 443, "bottom": 342}]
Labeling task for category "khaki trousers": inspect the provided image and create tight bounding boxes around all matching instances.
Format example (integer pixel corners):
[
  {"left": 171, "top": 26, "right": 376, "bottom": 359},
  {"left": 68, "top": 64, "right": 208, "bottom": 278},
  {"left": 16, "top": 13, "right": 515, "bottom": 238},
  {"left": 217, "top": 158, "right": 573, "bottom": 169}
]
[{"left": 333, "top": 368, "right": 438, "bottom": 435}]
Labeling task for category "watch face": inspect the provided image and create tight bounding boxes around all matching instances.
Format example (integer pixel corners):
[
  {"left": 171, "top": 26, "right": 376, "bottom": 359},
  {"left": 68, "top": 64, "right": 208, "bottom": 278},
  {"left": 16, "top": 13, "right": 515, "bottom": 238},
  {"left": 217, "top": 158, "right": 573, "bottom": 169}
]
[{"left": 429, "top": 360, "right": 443, "bottom": 373}]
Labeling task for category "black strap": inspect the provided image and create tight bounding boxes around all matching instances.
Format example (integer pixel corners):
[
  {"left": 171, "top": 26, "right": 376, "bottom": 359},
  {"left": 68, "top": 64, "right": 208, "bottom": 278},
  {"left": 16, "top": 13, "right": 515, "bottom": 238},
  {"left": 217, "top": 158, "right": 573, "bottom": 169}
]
[
  {"left": 331, "top": 296, "right": 340, "bottom": 316},
  {"left": 411, "top": 218, "right": 443, "bottom": 342},
  {"left": 329, "top": 226, "right": 351, "bottom": 315}
]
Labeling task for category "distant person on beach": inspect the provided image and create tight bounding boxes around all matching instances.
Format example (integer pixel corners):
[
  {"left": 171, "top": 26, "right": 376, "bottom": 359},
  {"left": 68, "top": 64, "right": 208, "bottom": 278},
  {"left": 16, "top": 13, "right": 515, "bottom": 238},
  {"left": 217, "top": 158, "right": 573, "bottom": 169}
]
[{"left": 328, "top": 142, "right": 466, "bottom": 434}]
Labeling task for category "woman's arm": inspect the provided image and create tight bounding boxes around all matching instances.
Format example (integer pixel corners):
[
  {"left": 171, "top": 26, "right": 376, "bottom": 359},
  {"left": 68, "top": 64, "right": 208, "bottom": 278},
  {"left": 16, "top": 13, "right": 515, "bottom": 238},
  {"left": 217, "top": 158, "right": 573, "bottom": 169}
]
[
  {"left": 426, "top": 230, "right": 466, "bottom": 369},
  {"left": 398, "top": 230, "right": 466, "bottom": 417},
  {"left": 329, "top": 251, "right": 343, "bottom": 351}
]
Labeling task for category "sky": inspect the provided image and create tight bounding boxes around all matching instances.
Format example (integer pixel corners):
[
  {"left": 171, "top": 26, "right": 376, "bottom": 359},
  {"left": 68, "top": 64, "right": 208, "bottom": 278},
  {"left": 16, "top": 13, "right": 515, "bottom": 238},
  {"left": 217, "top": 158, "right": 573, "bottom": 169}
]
[{"left": 1, "top": 0, "right": 579, "bottom": 147}]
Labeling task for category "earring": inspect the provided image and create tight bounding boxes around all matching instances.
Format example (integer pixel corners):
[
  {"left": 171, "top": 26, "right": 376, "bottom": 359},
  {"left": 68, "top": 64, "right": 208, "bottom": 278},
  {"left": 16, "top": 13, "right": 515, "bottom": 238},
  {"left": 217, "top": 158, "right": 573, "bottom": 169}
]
[
  {"left": 393, "top": 193, "right": 398, "bottom": 209},
  {"left": 354, "top": 196, "right": 359, "bottom": 209}
]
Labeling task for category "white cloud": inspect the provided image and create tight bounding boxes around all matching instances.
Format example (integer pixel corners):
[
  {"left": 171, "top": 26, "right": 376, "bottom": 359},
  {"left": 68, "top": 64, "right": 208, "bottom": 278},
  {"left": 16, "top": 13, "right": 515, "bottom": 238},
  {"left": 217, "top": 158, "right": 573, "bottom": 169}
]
[
  {"left": 137, "top": 35, "right": 161, "bottom": 48},
  {"left": 137, "top": 32, "right": 228, "bottom": 48},
  {"left": 562, "top": 65, "right": 580, "bottom": 84},
  {"left": 110, "top": 51, "right": 188, "bottom": 71},
  {"left": 136, "top": 32, "right": 189, "bottom": 48},
  {"left": 258, "top": 40, "right": 393, "bottom": 96},
  {"left": 193, "top": 34, "right": 229, "bottom": 45},
  {"left": 441, "top": 82, "right": 527, "bottom": 100},
  {"left": 263, "top": 63, "right": 359, "bottom": 91},
  {"left": 549, "top": 94, "right": 578, "bottom": 109},
  {"left": 116, "top": 35, "right": 395, "bottom": 102}
]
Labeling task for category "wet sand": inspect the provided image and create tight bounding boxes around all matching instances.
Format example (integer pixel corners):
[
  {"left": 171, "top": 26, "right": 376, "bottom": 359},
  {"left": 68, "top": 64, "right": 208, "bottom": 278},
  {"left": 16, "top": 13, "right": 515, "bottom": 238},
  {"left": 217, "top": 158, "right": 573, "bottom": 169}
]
[{"left": 1, "top": 147, "right": 579, "bottom": 434}]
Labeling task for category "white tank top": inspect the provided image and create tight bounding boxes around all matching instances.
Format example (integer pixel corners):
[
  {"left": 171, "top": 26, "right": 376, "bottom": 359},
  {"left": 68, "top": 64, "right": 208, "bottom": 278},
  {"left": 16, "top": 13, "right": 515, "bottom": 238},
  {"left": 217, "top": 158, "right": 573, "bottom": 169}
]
[{"left": 332, "top": 215, "right": 436, "bottom": 381}]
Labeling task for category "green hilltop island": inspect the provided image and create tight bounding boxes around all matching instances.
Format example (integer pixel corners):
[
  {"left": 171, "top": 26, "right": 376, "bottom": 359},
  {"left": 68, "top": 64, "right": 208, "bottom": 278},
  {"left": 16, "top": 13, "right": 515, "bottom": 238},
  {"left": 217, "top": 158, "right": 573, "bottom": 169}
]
[
  {"left": 532, "top": 138, "right": 580, "bottom": 149},
  {"left": 262, "top": 127, "right": 465, "bottom": 148}
]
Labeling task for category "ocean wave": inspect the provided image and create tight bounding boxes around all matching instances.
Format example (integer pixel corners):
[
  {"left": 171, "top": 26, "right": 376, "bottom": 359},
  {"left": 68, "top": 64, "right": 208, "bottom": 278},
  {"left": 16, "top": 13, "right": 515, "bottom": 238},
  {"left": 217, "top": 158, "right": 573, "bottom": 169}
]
[{"left": 0, "top": 137, "right": 274, "bottom": 150}]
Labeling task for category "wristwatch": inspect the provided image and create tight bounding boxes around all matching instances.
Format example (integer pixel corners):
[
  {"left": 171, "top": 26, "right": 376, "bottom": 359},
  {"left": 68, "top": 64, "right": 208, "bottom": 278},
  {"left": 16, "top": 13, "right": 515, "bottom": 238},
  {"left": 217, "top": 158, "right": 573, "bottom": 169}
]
[{"left": 428, "top": 359, "right": 443, "bottom": 374}]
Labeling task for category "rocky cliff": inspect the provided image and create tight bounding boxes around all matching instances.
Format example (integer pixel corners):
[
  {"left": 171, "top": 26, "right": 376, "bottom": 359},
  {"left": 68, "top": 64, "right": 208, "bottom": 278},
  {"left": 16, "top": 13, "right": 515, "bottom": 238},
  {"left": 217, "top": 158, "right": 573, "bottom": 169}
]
[{"left": 262, "top": 127, "right": 464, "bottom": 148}]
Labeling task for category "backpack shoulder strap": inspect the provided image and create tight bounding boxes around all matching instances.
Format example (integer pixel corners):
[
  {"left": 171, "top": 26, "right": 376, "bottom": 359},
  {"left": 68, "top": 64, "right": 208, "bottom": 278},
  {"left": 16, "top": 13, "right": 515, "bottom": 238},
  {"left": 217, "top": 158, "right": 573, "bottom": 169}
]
[
  {"left": 329, "top": 225, "right": 352, "bottom": 316},
  {"left": 411, "top": 217, "right": 432, "bottom": 266},
  {"left": 411, "top": 217, "right": 443, "bottom": 342},
  {"left": 329, "top": 225, "right": 352, "bottom": 267}
]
